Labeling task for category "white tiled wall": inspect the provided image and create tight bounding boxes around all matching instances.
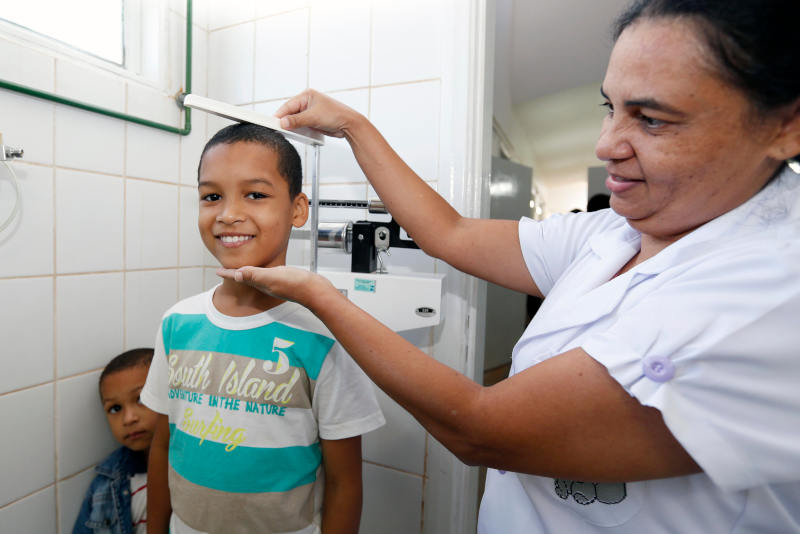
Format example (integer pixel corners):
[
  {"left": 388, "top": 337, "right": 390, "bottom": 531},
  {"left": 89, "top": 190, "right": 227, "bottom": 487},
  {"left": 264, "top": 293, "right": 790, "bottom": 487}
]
[
  {"left": 0, "top": 6, "right": 209, "bottom": 532},
  {"left": 0, "top": 0, "right": 483, "bottom": 532}
]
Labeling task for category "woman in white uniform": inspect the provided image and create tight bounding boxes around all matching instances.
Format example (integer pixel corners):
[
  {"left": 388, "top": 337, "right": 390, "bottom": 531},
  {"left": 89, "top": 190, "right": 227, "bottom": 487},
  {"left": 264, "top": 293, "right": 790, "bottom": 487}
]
[{"left": 219, "top": 0, "right": 800, "bottom": 531}]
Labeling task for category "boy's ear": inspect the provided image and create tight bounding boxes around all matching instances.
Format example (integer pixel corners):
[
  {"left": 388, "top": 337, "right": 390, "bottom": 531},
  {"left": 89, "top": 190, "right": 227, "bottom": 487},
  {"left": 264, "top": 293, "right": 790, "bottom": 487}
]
[{"left": 292, "top": 192, "right": 309, "bottom": 228}]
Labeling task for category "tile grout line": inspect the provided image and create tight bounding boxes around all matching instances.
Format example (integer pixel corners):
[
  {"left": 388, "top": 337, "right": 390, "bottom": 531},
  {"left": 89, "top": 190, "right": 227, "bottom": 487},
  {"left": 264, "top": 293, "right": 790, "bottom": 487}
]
[
  {"left": 51, "top": 62, "right": 61, "bottom": 532},
  {"left": 123, "top": 85, "right": 129, "bottom": 351}
]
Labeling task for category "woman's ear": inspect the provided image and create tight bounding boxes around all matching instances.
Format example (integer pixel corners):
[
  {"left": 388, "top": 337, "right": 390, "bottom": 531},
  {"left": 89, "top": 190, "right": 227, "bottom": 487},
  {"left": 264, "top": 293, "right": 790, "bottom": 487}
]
[
  {"left": 292, "top": 192, "right": 309, "bottom": 228},
  {"left": 768, "top": 98, "right": 800, "bottom": 162}
]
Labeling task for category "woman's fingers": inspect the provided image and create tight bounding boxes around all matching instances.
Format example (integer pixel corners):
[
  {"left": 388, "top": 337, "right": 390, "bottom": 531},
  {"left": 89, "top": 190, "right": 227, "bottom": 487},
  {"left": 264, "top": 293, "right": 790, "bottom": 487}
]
[
  {"left": 217, "top": 266, "right": 317, "bottom": 304},
  {"left": 274, "top": 89, "right": 353, "bottom": 138}
]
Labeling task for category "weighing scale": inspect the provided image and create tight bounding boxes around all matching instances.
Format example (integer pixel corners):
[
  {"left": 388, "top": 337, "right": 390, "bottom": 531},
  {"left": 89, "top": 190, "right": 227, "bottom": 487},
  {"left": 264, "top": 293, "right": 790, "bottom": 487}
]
[{"left": 182, "top": 94, "right": 444, "bottom": 332}]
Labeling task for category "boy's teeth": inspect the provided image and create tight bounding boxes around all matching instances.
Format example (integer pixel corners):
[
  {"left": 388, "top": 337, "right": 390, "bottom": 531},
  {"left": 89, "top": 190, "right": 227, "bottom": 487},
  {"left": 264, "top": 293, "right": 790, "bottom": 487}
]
[{"left": 221, "top": 235, "right": 252, "bottom": 243}]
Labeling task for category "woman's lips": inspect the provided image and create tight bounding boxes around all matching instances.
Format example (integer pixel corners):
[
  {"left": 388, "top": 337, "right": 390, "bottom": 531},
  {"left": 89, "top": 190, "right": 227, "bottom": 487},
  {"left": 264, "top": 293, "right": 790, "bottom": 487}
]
[{"left": 605, "top": 174, "right": 643, "bottom": 194}]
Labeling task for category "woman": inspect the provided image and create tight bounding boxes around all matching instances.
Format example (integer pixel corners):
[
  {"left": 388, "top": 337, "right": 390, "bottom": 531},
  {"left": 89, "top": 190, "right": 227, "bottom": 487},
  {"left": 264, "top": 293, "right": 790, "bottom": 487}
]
[{"left": 220, "top": 0, "right": 800, "bottom": 531}]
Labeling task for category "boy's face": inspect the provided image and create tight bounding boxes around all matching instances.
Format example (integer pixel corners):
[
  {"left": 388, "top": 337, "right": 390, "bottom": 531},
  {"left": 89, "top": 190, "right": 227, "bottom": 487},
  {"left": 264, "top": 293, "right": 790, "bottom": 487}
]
[
  {"left": 100, "top": 366, "right": 159, "bottom": 452},
  {"left": 198, "top": 141, "right": 308, "bottom": 269}
]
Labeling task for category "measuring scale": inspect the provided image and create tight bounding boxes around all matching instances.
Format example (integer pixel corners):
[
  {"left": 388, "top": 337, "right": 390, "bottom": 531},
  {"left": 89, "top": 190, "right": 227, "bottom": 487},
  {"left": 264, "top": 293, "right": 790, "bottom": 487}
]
[{"left": 183, "top": 94, "right": 443, "bottom": 331}]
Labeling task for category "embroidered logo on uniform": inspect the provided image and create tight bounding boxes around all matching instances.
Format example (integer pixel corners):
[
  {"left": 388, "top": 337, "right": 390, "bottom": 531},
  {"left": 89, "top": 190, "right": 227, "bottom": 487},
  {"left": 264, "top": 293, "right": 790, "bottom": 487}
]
[{"left": 554, "top": 479, "right": 627, "bottom": 505}]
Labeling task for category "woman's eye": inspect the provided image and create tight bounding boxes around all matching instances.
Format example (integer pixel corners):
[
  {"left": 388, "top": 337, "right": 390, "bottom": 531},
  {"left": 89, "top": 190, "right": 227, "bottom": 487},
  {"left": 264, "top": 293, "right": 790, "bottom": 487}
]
[
  {"left": 600, "top": 101, "right": 613, "bottom": 116},
  {"left": 639, "top": 114, "right": 665, "bottom": 128},
  {"left": 201, "top": 193, "right": 221, "bottom": 202}
]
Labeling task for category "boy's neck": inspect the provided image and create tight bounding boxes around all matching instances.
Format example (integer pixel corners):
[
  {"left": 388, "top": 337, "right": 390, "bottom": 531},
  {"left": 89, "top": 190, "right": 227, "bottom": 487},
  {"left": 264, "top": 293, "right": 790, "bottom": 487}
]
[{"left": 213, "top": 276, "right": 285, "bottom": 317}]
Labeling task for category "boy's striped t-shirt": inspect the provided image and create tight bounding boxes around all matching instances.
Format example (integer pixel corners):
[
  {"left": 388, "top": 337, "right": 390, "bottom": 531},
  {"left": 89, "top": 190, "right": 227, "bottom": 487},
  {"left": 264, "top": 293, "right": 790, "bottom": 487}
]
[{"left": 141, "top": 286, "right": 384, "bottom": 534}]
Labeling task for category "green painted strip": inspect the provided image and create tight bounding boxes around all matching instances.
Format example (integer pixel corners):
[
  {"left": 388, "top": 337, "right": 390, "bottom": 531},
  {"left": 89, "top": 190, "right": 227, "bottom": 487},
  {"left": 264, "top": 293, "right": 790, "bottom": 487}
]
[{"left": 0, "top": 0, "right": 193, "bottom": 135}]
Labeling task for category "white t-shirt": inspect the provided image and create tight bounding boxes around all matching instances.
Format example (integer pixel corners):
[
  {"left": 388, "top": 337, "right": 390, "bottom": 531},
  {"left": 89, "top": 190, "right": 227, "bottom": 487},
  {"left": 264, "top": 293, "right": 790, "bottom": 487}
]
[
  {"left": 130, "top": 472, "right": 147, "bottom": 534},
  {"left": 479, "top": 168, "right": 800, "bottom": 533},
  {"left": 142, "top": 288, "right": 385, "bottom": 534}
]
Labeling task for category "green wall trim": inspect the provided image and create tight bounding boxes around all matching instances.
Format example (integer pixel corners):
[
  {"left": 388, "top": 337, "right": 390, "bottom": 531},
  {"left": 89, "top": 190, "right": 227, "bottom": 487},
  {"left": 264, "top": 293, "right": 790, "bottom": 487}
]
[{"left": 0, "top": 0, "right": 193, "bottom": 136}]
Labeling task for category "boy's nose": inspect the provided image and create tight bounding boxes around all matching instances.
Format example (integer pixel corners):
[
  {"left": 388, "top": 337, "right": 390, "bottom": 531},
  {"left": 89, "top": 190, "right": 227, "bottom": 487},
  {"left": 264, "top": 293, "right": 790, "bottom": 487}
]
[
  {"left": 123, "top": 406, "right": 140, "bottom": 424},
  {"left": 217, "top": 203, "right": 245, "bottom": 224},
  {"left": 217, "top": 212, "right": 244, "bottom": 223}
]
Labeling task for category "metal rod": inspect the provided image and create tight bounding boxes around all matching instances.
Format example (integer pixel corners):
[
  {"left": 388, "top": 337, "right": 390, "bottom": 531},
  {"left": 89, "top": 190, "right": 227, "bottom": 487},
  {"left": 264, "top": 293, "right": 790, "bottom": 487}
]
[
  {"left": 310, "top": 145, "right": 321, "bottom": 272},
  {"left": 0, "top": 0, "right": 193, "bottom": 136}
]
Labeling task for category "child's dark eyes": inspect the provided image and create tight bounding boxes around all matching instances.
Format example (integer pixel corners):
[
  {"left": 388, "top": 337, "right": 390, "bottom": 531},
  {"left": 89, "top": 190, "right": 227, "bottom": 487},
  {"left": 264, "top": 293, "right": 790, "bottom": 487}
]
[
  {"left": 246, "top": 192, "right": 268, "bottom": 200},
  {"left": 201, "top": 193, "right": 221, "bottom": 202},
  {"left": 107, "top": 404, "right": 121, "bottom": 414}
]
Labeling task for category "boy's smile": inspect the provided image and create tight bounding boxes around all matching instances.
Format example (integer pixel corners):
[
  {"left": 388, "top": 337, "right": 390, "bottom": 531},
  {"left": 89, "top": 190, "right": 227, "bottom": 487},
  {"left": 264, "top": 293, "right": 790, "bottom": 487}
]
[{"left": 198, "top": 141, "right": 308, "bottom": 270}]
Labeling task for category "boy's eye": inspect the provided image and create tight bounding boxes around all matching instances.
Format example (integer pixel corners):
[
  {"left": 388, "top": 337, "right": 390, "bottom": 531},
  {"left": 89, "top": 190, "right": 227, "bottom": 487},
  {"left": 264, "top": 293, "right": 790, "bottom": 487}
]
[
  {"left": 247, "top": 192, "right": 268, "bottom": 200},
  {"left": 107, "top": 404, "right": 121, "bottom": 414},
  {"left": 201, "top": 193, "right": 221, "bottom": 202}
]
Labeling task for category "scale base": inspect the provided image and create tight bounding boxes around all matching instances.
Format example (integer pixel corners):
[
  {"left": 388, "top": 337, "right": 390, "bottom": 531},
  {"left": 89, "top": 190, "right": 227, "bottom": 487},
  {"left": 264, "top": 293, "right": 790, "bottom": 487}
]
[{"left": 314, "top": 270, "right": 444, "bottom": 332}]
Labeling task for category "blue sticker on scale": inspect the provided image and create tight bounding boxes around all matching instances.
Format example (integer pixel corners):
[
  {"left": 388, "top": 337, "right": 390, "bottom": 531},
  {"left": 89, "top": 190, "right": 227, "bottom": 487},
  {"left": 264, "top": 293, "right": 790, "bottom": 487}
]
[{"left": 354, "top": 278, "right": 376, "bottom": 293}]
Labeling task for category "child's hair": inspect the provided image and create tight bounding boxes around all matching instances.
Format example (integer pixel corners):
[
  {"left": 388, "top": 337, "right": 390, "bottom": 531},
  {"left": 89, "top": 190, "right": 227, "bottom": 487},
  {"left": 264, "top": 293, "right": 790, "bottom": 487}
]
[
  {"left": 198, "top": 123, "right": 303, "bottom": 198},
  {"left": 99, "top": 348, "right": 154, "bottom": 393}
]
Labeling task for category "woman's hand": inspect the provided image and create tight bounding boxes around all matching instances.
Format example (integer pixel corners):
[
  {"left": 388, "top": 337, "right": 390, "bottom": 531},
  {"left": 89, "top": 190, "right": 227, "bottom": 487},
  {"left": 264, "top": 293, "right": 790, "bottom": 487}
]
[
  {"left": 274, "top": 89, "right": 361, "bottom": 138},
  {"left": 216, "top": 266, "right": 335, "bottom": 309}
]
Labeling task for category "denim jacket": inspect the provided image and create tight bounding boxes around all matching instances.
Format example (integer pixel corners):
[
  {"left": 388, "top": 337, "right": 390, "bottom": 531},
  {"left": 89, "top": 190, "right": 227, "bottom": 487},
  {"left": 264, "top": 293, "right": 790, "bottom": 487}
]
[{"left": 73, "top": 446, "right": 147, "bottom": 534}]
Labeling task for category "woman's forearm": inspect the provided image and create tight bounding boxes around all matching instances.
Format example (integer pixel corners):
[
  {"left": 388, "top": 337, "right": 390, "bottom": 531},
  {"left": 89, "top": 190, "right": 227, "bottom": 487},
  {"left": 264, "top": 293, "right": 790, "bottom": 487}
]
[
  {"left": 307, "top": 280, "right": 486, "bottom": 463},
  {"left": 342, "top": 114, "right": 463, "bottom": 261}
]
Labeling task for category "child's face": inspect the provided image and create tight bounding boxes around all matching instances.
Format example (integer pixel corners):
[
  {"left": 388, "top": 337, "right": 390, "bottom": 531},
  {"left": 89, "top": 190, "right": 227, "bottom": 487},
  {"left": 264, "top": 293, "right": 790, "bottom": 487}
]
[
  {"left": 100, "top": 366, "right": 159, "bottom": 452},
  {"left": 198, "top": 141, "right": 308, "bottom": 269}
]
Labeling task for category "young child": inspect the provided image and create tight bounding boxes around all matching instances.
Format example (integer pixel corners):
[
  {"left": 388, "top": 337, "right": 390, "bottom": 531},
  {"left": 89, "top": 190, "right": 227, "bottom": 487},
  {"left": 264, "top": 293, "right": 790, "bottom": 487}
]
[
  {"left": 74, "top": 348, "right": 158, "bottom": 534},
  {"left": 141, "top": 123, "right": 385, "bottom": 534}
]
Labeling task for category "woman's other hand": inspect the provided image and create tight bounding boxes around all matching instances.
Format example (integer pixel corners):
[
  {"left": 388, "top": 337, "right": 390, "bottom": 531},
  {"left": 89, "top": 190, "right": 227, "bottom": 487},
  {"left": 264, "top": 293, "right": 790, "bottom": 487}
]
[
  {"left": 217, "top": 265, "right": 335, "bottom": 309},
  {"left": 274, "top": 89, "right": 360, "bottom": 139}
]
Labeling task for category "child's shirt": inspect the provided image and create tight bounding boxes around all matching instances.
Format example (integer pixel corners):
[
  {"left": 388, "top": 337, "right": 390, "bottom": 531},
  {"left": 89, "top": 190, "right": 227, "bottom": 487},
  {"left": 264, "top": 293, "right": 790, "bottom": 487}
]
[
  {"left": 129, "top": 473, "right": 147, "bottom": 534},
  {"left": 141, "top": 286, "right": 385, "bottom": 534}
]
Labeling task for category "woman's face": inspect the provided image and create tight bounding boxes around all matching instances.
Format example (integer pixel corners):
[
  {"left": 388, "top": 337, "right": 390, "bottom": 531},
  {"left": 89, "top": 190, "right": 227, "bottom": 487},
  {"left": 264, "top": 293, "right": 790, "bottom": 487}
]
[{"left": 596, "top": 18, "right": 786, "bottom": 243}]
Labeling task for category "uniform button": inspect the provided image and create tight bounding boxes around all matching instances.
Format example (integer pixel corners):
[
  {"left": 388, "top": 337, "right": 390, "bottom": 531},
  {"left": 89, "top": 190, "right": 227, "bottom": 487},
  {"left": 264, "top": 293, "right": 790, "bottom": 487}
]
[{"left": 642, "top": 355, "right": 675, "bottom": 382}]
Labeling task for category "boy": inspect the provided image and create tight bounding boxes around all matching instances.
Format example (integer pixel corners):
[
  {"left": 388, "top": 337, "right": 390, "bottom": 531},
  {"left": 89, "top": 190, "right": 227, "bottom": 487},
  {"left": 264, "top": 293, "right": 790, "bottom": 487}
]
[
  {"left": 141, "top": 124, "right": 384, "bottom": 534},
  {"left": 74, "top": 348, "right": 159, "bottom": 534}
]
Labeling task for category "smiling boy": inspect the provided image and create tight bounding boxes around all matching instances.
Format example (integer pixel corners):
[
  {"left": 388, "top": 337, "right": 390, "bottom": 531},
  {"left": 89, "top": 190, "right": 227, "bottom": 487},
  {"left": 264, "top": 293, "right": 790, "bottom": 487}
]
[{"left": 141, "top": 124, "right": 384, "bottom": 534}]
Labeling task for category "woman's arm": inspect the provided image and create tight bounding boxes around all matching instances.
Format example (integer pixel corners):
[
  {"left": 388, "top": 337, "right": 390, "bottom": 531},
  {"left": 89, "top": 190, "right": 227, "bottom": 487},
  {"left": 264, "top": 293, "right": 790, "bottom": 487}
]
[
  {"left": 147, "top": 414, "right": 172, "bottom": 534},
  {"left": 220, "top": 266, "right": 700, "bottom": 482},
  {"left": 276, "top": 90, "right": 540, "bottom": 296},
  {"left": 320, "top": 436, "right": 363, "bottom": 534}
]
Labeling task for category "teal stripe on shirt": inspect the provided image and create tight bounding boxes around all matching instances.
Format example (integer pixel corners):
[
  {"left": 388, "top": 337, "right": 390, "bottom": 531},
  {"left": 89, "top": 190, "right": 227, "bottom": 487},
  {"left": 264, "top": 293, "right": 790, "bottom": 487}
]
[
  {"left": 162, "top": 313, "right": 333, "bottom": 380},
  {"left": 168, "top": 424, "right": 321, "bottom": 493}
]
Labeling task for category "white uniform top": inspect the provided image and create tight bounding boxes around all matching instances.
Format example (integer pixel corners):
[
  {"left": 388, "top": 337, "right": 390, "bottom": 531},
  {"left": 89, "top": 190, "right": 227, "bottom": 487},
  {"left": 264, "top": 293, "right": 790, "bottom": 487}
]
[{"left": 478, "top": 167, "right": 800, "bottom": 533}]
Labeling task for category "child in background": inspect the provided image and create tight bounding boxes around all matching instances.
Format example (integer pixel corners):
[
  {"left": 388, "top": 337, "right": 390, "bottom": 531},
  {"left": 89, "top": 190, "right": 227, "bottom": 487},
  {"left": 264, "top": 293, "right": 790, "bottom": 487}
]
[
  {"left": 141, "top": 123, "right": 384, "bottom": 534},
  {"left": 73, "top": 348, "right": 158, "bottom": 534}
]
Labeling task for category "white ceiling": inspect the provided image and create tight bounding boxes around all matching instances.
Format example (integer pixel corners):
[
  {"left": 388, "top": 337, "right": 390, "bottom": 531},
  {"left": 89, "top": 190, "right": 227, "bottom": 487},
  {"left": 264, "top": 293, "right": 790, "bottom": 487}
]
[{"left": 508, "top": 0, "right": 631, "bottom": 105}]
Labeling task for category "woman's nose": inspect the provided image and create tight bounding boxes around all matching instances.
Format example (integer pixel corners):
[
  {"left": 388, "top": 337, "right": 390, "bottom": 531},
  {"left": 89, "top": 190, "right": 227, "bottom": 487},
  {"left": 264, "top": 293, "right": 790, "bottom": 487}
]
[{"left": 595, "top": 116, "right": 634, "bottom": 162}]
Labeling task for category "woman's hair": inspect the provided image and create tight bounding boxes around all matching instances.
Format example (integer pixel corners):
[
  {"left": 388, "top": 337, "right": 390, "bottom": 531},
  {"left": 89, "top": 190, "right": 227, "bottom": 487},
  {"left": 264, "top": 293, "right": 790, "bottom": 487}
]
[{"left": 613, "top": 0, "right": 800, "bottom": 118}]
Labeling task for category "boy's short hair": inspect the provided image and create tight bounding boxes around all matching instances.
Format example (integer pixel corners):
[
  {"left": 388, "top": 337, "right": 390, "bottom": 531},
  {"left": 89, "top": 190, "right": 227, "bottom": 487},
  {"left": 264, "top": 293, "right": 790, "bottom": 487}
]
[
  {"left": 99, "top": 348, "right": 154, "bottom": 393},
  {"left": 198, "top": 123, "right": 303, "bottom": 198}
]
